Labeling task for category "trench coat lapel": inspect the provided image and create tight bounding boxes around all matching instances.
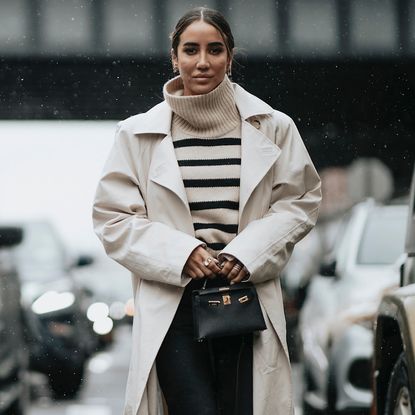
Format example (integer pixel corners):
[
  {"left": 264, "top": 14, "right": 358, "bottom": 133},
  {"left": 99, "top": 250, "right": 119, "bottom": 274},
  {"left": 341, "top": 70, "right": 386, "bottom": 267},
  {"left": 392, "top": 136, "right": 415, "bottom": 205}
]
[
  {"left": 239, "top": 120, "right": 281, "bottom": 221},
  {"left": 148, "top": 133, "right": 190, "bottom": 214},
  {"left": 134, "top": 86, "right": 282, "bottom": 227},
  {"left": 132, "top": 101, "right": 191, "bottom": 216},
  {"left": 147, "top": 122, "right": 282, "bottom": 228}
]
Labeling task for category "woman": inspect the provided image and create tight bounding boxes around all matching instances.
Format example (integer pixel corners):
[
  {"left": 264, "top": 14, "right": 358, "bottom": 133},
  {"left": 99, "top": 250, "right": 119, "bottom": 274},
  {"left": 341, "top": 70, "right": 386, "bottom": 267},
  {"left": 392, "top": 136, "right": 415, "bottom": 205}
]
[{"left": 93, "top": 7, "right": 321, "bottom": 415}]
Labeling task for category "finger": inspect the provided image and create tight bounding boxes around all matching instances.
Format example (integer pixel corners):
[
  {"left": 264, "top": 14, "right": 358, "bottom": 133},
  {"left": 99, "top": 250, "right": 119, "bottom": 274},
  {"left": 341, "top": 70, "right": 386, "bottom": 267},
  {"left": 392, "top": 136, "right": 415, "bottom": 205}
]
[
  {"left": 190, "top": 253, "right": 210, "bottom": 266},
  {"left": 230, "top": 268, "right": 248, "bottom": 285},
  {"left": 188, "top": 264, "right": 205, "bottom": 279},
  {"left": 200, "top": 264, "right": 216, "bottom": 278},
  {"left": 197, "top": 257, "right": 216, "bottom": 278},
  {"left": 227, "top": 263, "right": 243, "bottom": 281},
  {"left": 183, "top": 268, "right": 196, "bottom": 279},
  {"left": 204, "top": 258, "right": 222, "bottom": 274},
  {"left": 187, "top": 246, "right": 209, "bottom": 265},
  {"left": 226, "top": 269, "right": 238, "bottom": 281},
  {"left": 218, "top": 260, "right": 235, "bottom": 277}
]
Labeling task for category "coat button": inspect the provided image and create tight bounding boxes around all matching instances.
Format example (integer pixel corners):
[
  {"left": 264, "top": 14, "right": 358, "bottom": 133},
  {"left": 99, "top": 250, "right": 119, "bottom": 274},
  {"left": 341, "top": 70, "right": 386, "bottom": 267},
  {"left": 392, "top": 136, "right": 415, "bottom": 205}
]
[{"left": 251, "top": 119, "right": 261, "bottom": 129}]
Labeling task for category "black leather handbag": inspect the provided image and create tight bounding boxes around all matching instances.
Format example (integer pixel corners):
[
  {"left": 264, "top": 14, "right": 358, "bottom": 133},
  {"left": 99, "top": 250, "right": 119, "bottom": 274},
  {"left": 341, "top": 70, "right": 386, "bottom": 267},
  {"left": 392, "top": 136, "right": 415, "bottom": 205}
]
[{"left": 191, "top": 281, "right": 267, "bottom": 341}]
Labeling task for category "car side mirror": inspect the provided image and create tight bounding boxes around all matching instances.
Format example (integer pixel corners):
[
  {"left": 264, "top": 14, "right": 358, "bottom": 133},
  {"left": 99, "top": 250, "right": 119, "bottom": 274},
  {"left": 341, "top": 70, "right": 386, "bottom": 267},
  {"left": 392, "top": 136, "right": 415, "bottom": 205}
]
[
  {"left": 0, "top": 227, "right": 23, "bottom": 247},
  {"left": 76, "top": 255, "right": 94, "bottom": 267},
  {"left": 320, "top": 261, "right": 336, "bottom": 278}
]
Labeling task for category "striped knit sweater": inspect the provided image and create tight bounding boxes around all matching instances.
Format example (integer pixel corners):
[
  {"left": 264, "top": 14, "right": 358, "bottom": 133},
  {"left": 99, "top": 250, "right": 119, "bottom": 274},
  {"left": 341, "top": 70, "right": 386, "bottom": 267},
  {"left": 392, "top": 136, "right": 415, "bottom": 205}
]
[{"left": 163, "top": 75, "right": 241, "bottom": 257}]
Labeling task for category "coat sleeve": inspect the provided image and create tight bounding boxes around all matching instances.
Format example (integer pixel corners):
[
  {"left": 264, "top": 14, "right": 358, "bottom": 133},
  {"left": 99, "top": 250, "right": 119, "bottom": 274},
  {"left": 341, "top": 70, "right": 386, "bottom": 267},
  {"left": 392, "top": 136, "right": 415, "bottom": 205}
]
[
  {"left": 220, "top": 115, "right": 322, "bottom": 284},
  {"left": 92, "top": 123, "right": 201, "bottom": 287}
]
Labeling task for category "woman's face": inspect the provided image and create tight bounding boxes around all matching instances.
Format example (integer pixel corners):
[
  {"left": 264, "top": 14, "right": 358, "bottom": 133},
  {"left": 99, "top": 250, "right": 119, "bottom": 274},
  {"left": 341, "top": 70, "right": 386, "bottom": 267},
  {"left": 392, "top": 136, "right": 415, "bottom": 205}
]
[{"left": 172, "top": 20, "right": 232, "bottom": 96}]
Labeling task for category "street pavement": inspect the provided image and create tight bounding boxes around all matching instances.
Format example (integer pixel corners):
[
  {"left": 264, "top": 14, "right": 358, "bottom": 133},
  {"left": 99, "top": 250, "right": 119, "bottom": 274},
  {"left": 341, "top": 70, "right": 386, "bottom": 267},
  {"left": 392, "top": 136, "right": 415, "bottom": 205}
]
[
  {"left": 28, "top": 325, "right": 130, "bottom": 415},
  {"left": 28, "top": 325, "right": 303, "bottom": 414}
]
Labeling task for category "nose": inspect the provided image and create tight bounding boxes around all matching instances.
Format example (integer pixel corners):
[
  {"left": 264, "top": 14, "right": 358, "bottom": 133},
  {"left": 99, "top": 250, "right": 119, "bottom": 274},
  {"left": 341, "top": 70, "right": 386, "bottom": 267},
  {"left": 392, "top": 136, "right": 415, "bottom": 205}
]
[{"left": 196, "top": 51, "right": 209, "bottom": 69}]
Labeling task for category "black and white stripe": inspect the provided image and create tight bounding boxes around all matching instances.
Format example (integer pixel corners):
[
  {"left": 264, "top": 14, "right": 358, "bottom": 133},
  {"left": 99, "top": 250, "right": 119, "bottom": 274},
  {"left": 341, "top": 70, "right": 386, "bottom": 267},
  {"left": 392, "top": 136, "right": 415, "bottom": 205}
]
[
  {"left": 173, "top": 137, "right": 241, "bottom": 148},
  {"left": 173, "top": 135, "right": 241, "bottom": 255},
  {"left": 178, "top": 158, "right": 241, "bottom": 167}
]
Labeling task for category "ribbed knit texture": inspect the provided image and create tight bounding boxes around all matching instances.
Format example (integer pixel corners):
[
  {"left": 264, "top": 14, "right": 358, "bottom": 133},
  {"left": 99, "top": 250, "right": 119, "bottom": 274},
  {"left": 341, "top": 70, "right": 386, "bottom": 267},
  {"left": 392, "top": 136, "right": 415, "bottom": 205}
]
[
  {"left": 164, "top": 76, "right": 241, "bottom": 256},
  {"left": 164, "top": 75, "right": 240, "bottom": 137}
]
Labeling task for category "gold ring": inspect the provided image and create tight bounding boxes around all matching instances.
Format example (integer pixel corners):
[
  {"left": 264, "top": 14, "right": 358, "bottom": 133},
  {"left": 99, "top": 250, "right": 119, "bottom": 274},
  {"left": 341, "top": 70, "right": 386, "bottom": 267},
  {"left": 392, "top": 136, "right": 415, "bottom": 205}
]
[{"left": 203, "top": 257, "right": 213, "bottom": 267}]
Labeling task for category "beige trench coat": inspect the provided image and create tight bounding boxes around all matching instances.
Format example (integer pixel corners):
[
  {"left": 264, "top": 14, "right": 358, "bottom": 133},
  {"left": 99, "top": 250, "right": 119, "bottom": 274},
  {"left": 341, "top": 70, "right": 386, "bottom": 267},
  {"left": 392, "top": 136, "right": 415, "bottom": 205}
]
[{"left": 93, "top": 83, "right": 321, "bottom": 415}]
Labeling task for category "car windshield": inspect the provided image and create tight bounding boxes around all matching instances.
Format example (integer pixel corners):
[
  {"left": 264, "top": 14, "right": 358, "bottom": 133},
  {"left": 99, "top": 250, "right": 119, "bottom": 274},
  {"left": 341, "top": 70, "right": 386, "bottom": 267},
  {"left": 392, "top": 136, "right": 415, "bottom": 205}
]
[
  {"left": 14, "top": 222, "right": 67, "bottom": 281},
  {"left": 357, "top": 207, "right": 407, "bottom": 265}
]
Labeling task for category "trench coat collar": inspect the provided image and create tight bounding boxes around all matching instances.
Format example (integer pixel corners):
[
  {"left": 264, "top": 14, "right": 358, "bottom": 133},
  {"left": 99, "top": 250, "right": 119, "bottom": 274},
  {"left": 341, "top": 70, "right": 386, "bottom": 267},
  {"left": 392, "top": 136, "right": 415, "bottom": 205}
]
[
  {"left": 132, "top": 82, "right": 274, "bottom": 135},
  {"left": 139, "top": 83, "right": 280, "bottom": 225}
]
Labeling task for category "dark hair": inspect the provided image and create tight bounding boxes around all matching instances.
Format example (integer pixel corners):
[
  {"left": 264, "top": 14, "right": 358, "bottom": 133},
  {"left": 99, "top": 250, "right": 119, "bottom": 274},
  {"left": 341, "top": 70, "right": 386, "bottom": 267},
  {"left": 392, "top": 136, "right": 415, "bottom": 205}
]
[{"left": 170, "top": 7, "right": 235, "bottom": 58}]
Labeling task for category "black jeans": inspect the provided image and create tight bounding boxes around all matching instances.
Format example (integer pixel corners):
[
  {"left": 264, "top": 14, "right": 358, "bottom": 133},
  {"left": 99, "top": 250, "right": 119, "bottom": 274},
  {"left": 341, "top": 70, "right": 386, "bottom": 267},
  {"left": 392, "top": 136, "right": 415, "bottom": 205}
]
[{"left": 156, "top": 279, "right": 253, "bottom": 415}]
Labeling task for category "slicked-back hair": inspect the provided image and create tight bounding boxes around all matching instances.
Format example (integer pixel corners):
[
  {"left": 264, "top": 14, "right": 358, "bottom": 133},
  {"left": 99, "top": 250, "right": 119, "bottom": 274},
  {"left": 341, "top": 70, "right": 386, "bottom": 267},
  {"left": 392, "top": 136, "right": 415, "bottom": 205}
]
[{"left": 170, "top": 7, "right": 235, "bottom": 58}]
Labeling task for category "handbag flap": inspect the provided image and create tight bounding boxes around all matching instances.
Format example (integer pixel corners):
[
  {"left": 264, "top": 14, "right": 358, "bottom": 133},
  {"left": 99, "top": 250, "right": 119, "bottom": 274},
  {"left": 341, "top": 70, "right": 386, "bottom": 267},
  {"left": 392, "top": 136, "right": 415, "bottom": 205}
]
[{"left": 194, "top": 282, "right": 254, "bottom": 297}]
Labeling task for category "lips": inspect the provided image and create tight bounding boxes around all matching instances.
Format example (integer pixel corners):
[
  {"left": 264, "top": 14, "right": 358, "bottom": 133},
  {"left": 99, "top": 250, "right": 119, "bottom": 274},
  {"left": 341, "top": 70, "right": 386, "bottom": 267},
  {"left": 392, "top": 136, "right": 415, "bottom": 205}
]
[{"left": 193, "top": 75, "right": 212, "bottom": 79}]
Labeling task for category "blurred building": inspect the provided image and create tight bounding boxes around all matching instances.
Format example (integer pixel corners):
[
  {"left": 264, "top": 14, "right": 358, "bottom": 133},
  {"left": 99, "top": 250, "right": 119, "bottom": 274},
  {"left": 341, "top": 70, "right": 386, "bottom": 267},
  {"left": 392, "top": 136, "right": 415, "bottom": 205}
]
[{"left": 1, "top": 0, "right": 414, "bottom": 192}]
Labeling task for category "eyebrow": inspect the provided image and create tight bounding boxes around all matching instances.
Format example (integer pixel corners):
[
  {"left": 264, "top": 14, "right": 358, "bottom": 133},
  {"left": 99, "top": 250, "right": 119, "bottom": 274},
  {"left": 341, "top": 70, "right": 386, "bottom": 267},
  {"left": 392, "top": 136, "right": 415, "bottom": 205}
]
[{"left": 182, "top": 41, "right": 225, "bottom": 47}]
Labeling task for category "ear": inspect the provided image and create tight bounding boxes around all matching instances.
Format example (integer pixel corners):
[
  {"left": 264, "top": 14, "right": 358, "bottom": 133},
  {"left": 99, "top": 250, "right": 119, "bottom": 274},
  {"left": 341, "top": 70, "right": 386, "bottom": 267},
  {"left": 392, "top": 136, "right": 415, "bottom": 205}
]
[
  {"left": 171, "top": 48, "right": 178, "bottom": 68},
  {"left": 227, "top": 50, "right": 234, "bottom": 73},
  {"left": 227, "top": 48, "right": 234, "bottom": 68}
]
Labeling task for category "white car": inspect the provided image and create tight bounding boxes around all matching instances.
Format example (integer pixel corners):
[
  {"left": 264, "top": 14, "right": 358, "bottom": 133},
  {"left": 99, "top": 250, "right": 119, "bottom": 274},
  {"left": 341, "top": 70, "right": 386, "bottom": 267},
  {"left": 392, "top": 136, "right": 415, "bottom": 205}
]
[
  {"left": 374, "top": 166, "right": 415, "bottom": 415},
  {"left": 300, "top": 200, "right": 408, "bottom": 414}
]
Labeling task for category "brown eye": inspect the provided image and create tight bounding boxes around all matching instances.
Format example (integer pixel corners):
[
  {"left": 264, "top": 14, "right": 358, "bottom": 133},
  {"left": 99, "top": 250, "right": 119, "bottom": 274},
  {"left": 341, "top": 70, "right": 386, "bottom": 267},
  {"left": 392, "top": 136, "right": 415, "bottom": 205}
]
[
  {"left": 183, "top": 47, "right": 197, "bottom": 55},
  {"left": 210, "top": 47, "right": 224, "bottom": 55}
]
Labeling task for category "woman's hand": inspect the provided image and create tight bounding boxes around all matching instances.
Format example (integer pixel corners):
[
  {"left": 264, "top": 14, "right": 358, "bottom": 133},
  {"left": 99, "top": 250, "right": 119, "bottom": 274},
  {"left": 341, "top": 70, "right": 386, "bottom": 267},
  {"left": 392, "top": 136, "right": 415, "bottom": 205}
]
[
  {"left": 218, "top": 256, "right": 249, "bottom": 284},
  {"left": 183, "top": 246, "right": 222, "bottom": 280}
]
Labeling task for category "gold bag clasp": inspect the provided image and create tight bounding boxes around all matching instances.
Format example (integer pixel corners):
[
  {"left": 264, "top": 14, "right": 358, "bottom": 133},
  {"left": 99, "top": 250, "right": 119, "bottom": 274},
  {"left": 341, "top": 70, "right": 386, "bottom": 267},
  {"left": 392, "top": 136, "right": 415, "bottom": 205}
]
[
  {"left": 208, "top": 300, "right": 221, "bottom": 306},
  {"left": 238, "top": 295, "right": 249, "bottom": 303},
  {"left": 222, "top": 295, "right": 231, "bottom": 305}
]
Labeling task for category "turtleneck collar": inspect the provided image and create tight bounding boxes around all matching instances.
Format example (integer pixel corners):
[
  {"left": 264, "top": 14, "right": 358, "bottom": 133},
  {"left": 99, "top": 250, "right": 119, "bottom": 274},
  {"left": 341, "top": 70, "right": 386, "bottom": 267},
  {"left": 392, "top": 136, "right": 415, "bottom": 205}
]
[{"left": 163, "top": 75, "right": 240, "bottom": 137}]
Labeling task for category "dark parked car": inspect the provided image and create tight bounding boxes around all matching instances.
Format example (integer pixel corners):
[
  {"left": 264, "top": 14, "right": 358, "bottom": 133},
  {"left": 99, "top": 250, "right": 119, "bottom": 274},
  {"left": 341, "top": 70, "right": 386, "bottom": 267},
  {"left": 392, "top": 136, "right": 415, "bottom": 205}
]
[
  {"left": 13, "top": 221, "right": 96, "bottom": 399},
  {"left": 0, "top": 226, "right": 28, "bottom": 415},
  {"left": 374, "top": 167, "right": 415, "bottom": 415}
]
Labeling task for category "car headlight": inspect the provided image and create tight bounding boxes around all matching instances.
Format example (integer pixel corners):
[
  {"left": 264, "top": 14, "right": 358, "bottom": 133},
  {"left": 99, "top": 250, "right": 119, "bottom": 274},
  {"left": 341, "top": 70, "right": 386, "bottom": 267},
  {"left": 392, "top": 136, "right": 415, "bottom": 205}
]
[
  {"left": 31, "top": 290, "right": 75, "bottom": 315},
  {"left": 93, "top": 317, "right": 114, "bottom": 336},
  {"left": 125, "top": 298, "right": 135, "bottom": 317},
  {"left": 109, "top": 301, "right": 126, "bottom": 320},
  {"left": 87, "top": 302, "right": 115, "bottom": 335},
  {"left": 87, "top": 302, "right": 109, "bottom": 322}
]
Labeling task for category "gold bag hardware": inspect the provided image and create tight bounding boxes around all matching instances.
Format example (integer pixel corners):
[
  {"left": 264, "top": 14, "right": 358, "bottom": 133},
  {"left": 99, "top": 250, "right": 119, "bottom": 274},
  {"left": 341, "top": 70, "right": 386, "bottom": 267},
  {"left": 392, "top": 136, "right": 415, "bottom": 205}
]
[
  {"left": 238, "top": 295, "right": 249, "bottom": 303},
  {"left": 222, "top": 295, "right": 231, "bottom": 305},
  {"left": 208, "top": 300, "right": 221, "bottom": 306}
]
